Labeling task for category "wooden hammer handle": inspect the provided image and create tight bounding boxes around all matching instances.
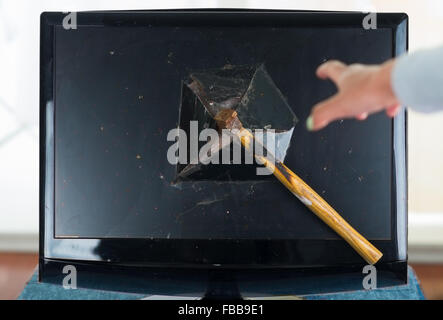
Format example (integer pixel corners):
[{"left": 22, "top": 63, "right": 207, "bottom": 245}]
[{"left": 238, "top": 128, "right": 383, "bottom": 265}]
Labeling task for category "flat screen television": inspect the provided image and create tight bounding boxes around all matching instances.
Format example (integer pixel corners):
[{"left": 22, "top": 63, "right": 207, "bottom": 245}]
[{"left": 40, "top": 9, "right": 408, "bottom": 297}]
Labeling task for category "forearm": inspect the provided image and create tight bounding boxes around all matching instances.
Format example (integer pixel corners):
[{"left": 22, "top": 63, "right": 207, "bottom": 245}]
[{"left": 392, "top": 45, "right": 443, "bottom": 113}]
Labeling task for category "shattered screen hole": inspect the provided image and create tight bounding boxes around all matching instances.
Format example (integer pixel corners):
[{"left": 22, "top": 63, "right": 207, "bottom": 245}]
[{"left": 175, "top": 64, "right": 298, "bottom": 182}]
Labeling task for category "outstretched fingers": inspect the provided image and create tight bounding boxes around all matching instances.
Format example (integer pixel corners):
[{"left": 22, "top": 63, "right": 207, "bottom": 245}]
[{"left": 308, "top": 94, "right": 348, "bottom": 131}]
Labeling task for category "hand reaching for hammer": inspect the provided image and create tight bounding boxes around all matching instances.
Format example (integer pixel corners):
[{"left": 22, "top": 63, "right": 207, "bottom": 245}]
[{"left": 306, "top": 59, "right": 401, "bottom": 131}]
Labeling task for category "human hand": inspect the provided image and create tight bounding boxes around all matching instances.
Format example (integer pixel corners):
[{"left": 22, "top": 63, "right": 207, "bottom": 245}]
[{"left": 306, "top": 59, "right": 401, "bottom": 131}]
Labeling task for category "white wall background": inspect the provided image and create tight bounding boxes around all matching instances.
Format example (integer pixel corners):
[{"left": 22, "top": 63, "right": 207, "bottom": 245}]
[{"left": 0, "top": 0, "right": 442, "bottom": 261}]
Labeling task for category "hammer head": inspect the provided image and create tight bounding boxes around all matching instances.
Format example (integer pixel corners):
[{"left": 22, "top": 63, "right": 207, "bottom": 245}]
[{"left": 214, "top": 109, "right": 243, "bottom": 131}]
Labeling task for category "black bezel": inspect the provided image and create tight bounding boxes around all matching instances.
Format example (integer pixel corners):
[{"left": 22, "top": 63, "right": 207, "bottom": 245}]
[{"left": 40, "top": 9, "right": 408, "bottom": 293}]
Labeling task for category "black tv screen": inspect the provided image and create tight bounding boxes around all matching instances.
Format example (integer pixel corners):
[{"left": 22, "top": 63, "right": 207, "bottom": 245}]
[
  {"left": 40, "top": 10, "right": 408, "bottom": 294},
  {"left": 54, "top": 20, "right": 395, "bottom": 240}
]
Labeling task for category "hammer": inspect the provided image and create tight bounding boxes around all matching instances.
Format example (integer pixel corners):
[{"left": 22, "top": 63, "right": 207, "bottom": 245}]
[{"left": 214, "top": 108, "right": 383, "bottom": 265}]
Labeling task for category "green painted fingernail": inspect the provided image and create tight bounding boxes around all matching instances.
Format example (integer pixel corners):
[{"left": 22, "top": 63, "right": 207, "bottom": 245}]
[{"left": 306, "top": 115, "right": 314, "bottom": 131}]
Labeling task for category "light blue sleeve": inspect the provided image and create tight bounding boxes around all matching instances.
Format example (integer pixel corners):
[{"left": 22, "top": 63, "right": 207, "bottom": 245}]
[{"left": 392, "top": 46, "right": 443, "bottom": 113}]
